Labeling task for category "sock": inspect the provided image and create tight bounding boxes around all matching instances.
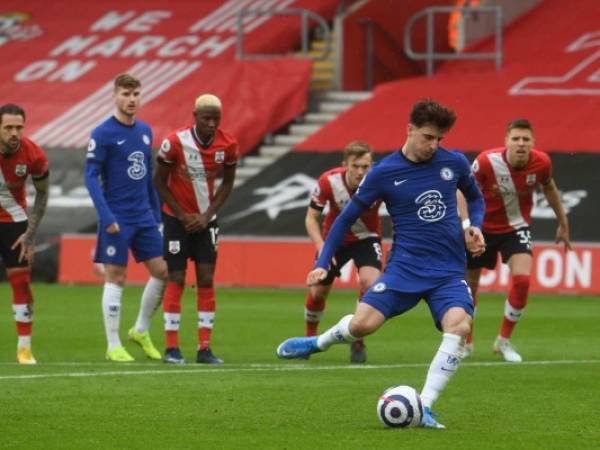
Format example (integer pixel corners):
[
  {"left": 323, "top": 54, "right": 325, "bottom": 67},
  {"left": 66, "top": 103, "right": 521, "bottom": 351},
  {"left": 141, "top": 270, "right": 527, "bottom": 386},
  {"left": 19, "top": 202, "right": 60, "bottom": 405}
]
[
  {"left": 499, "top": 275, "right": 529, "bottom": 339},
  {"left": 9, "top": 271, "right": 33, "bottom": 348},
  {"left": 163, "top": 282, "right": 184, "bottom": 348},
  {"left": 466, "top": 288, "right": 478, "bottom": 345},
  {"left": 134, "top": 277, "right": 165, "bottom": 333},
  {"left": 102, "top": 282, "right": 123, "bottom": 351},
  {"left": 421, "top": 333, "right": 462, "bottom": 408},
  {"left": 316, "top": 314, "right": 357, "bottom": 350},
  {"left": 197, "top": 287, "right": 216, "bottom": 350},
  {"left": 304, "top": 292, "right": 325, "bottom": 336}
]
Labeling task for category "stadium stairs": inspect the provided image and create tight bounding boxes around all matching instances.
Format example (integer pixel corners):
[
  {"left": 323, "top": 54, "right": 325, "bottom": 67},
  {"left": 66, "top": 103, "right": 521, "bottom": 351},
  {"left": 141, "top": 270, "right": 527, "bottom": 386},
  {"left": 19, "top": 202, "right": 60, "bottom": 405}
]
[{"left": 234, "top": 31, "right": 371, "bottom": 187}]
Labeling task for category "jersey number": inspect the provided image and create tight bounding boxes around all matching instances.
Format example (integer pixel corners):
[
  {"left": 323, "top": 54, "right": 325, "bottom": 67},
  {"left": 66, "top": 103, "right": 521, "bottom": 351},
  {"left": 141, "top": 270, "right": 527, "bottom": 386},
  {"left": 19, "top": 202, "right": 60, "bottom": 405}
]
[
  {"left": 127, "top": 151, "right": 147, "bottom": 180},
  {"left": 516, "top": 229, "right": 532, "bottom": 249}
]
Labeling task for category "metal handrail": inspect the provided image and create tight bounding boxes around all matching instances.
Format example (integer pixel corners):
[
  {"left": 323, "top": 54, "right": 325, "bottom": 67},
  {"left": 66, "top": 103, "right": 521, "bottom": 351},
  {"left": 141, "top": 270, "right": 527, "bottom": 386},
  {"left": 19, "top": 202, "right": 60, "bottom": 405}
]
[
  {"left": 404, "top": 5, "right": 503, "bottom": 76},
  {"left": 236, "top": 8, "right": 331, "bottom": 61}
]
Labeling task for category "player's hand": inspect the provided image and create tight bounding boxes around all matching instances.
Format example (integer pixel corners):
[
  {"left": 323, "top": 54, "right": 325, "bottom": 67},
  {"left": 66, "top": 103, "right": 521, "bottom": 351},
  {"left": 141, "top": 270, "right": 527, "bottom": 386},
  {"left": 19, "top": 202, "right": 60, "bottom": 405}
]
[
  {"left": 555, "top": 224, "right": 572, "bottom": 252},
  {"left": 106, "top": 222, "right": 120, "bottom": 234},
  {"left": 465, "top": 226, "right": 486, "bottom": 257},
  {"left": 11, "top": 233, "right": 34, "bottom": 265},
  {"left": 306, "top": 268, "right": 328, "bottom": 286},
  {"left": 181, "top": 213, "right": 203, "bottom": 233}
]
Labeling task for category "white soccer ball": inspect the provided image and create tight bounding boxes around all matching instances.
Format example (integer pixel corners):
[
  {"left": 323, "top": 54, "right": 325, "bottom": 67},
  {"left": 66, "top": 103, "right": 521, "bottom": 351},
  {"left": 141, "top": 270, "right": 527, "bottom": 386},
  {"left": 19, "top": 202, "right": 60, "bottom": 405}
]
[{"left": 376, "top": 385, "right": 422, "bottom": 428}]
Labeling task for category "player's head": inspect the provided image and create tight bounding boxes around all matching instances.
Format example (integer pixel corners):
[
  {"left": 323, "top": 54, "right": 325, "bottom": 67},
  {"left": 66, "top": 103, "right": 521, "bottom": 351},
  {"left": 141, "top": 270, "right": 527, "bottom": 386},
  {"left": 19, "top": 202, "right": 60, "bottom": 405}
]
[
  {"left": 342, "top": 140, "right": 373, "bottom": 189},
  {"left": 405, "top": 99, "right": 457, "bottom": 162},
  {"left": 112, "top": 73, "right": 141, "bottom": 120},
  {"left": 194, "top": 94, "right": 222, "bottom": 143},
  {"left": 505, "top": 119, "right": 534, "bottom": 169},
  {"left": 0, "top": 103, "right": 25, "bottom": 155}
]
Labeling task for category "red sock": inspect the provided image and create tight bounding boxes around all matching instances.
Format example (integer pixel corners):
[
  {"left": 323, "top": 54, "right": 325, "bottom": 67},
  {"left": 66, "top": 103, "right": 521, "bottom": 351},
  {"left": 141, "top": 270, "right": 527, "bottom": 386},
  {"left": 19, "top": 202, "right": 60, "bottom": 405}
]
[
  {"left": 305, "top": 292, "right": 325, "bottom": 336},
  {"left": 164, "top": 282, "right": 184, "bottom": 348},
  {"left": 499, "top": 275, "right": 530, "bottom": 339},
  {"left": 197, "top": 287, "right": 215, "bottom": 350},
  {"left": 9, "top": 271, "right": 33, "bottom": 338}
]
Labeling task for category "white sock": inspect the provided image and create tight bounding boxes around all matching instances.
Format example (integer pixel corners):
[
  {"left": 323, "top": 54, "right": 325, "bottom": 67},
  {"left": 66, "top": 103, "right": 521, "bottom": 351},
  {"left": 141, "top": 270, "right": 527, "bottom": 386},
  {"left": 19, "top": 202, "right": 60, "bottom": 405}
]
[
  {"left": 18, "top": 336, "right": 32, "bottom": 348},
  {"left": 134, "top": 277, "right": 165, "bottom": 333},
  {"left": 102, "top": 282, "right": 123, "bottom": 351},
  {"left": 420, "top": 333, "right": 462, "bottom": 408},
  {"left": 316, "top": 314, "right": 357, "bottom": 350}
]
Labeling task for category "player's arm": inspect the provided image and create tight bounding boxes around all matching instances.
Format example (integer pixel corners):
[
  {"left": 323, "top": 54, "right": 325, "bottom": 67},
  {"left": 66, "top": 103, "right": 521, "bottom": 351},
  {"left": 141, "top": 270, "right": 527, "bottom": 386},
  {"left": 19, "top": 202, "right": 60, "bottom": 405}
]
[
  {"left": 201, "top": 163, "right": 236, "bottom": 228},
  {"left": 84, "top": 137, "right": 118, "bottom": 232},
  {"left": 457, "top": 155, "right": 486, "bottom": 256},
  {"left": 146, "top": 155, "right": 162, "bottom": 224},
  {"left": 541, "top": 178, "right": 572, "bottom": 251},
  {"left": 11, "top": 173, "right": 49, "bottom": 264},
  {"left": 305, "top": 206, "right": 324, "bottom": 252}
]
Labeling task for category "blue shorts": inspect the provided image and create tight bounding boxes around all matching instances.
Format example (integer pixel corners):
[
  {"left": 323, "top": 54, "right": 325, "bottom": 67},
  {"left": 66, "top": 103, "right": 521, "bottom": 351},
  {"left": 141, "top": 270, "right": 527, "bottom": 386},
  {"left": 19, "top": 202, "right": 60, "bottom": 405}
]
[
  {"left": 362, "top": 275, "right": 474, "bottom": 330},
  {"left": 95, "top": 221, "right": 163, "bottom": 266}
]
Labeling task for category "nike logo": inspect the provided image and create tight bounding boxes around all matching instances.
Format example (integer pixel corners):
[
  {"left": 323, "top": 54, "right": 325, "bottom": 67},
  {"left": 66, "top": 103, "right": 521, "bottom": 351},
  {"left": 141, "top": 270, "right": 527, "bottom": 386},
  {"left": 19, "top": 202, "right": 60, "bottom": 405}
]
[
  {"left": 117, "top": 139, "right": 126, "bottom": 145},
  {"left": 394, "top": 179, "right": 407, "bottom": 186}
]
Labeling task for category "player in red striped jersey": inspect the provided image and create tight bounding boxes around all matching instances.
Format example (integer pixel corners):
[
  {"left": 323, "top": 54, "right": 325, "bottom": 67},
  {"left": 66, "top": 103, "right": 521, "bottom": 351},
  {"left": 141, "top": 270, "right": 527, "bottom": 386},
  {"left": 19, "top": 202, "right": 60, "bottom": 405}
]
[
  {"left": 461, "top": 119, "right": 571, "bottom": 362},
  {"left": 0, "top": 104, "right": 49, "bottom": 364},
  {"left": 303, "top": 141, "right": 382, "bottom": 363},
  {"left": 154, "top": 94, "right": 238, "bottom": 365}
]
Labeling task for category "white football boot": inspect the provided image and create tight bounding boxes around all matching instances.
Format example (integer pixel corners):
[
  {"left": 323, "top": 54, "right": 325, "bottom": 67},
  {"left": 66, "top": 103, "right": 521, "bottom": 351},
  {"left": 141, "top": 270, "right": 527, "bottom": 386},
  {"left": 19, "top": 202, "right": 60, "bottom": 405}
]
[{"left": 493, "top": 337, "right": 522, "bottom": 363}]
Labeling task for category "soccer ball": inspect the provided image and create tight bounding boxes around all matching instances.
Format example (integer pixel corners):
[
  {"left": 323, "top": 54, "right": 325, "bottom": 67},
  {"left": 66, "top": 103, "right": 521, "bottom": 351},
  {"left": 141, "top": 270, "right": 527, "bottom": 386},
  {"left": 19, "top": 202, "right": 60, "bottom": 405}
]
[{"left": 376, "top": 385, "right": 423, "bottom": 428}]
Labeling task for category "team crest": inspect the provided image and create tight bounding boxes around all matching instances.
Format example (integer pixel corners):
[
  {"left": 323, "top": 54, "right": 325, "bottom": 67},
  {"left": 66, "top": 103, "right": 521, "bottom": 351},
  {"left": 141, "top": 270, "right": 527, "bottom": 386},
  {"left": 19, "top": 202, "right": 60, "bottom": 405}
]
[
  {"left": 15, "top": 164, "right": 27, "bottom": 176},
  {"left": 526, "top": 174, "right": 536, "bottom": 186},
  {"left": 143, "top": 134, "right": 150, "bottom": 145},
  {"left": 373, "top": 282, "right": 387, "bottom": 293},
  {"left": 440, "top": 167, "right": 454, "bottom": 181},
  {"left": 215, "top": 151, "right": 225, "bottom": 163},
  {"left": 168, "top": 240, "right": 181, "bottom": 254}
]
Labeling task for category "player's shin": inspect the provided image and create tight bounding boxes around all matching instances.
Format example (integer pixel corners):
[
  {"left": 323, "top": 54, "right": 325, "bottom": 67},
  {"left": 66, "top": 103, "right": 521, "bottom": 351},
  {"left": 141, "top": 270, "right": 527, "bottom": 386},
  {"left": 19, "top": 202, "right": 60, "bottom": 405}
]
[
  {"left": 163, "top": 282, "right": 184, "bottom": 348},
  {"left": 9, "top": 271, "right": 34, "bottom": 347},
  {"left": 316, "top": 314, "right": 357, "bottom": 350},
  {"left": 499, "top": 275, "right": 529, "bottom": 339},
  {"left": 135, "top": 276, "right": 165, "bottom": 333},
  {"left": 102, "top": 282, "right": 123, "bottom": 351},
  {"left": 197, "top": 287, "right": 215, "bottom": 350},
  {"left": 420, "top": 333, "right": 462, "bottom": 408},
  {"left": 305, "top": 292, "right": 324, "bottom": 336}
]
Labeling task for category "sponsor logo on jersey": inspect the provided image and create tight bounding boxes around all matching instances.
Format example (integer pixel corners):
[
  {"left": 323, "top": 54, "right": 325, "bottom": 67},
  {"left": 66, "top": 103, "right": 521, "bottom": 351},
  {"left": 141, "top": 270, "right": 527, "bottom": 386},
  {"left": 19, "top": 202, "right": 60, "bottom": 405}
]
[
  {"left": 160, "top": 139, "right": 171, "bottom": 154},
  {"left": 168, "top": 240, "right": 181, "bottom": 254},
  {"left": 143, "top": 134, "right": 151, "bottom": 145},
  {"left": 87, "top": 139, "right": 96, "bottom": 152},
  {"left": 415, "top": 190, "right": 447, "bottom": 222},
  {"left": 440, "top": 167, "right": 454, "bottom": 181},
  {"left": 394, "top": 179, "right": 408, "bottom": 186},
  {"left": 471, "top": 160, "right": 479, "bottom": 173},
  {"left": 14, "top": 164, "right": 27, "bottom": 176},
  {"left": 526, "top": 173, "right": 536, "bottom": 185},
  {"left": 215, "top": 151, "right": 225, "bottom": 163}
]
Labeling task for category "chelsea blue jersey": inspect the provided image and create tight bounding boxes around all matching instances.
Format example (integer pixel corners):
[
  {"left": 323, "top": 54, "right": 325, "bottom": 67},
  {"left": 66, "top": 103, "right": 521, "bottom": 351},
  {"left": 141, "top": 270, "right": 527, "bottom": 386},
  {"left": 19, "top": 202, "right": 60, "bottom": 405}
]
[
  {"left": 316, "top": 148, "right": 484, "bottom": 291},
  {"left": 85, "top": 116, "right": 160, "bottom": 226}
]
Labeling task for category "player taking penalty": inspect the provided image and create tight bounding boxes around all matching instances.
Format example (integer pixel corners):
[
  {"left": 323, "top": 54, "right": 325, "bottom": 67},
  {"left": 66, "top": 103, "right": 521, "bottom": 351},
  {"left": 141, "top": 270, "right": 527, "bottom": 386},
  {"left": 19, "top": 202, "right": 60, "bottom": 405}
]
[
  {"left": 277, "top": 99, "right": 486, "bottom": 429},
  {"left": 0, "top": 104, "right": 49, "bottom": 364}
]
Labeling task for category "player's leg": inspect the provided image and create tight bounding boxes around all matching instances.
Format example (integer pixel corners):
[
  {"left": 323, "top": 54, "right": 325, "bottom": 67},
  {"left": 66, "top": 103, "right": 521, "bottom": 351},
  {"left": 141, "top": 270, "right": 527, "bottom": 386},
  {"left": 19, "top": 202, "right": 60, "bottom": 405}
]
[
  {"left": 305, "top": 283, "right": 332, "bottom": 336},
  {"left": 162, "top": 214, "right": 189, "bottom": 364},
  {"left": 494, "top": 253, "right": 532, "bottom": 362},
  {"left": 127, "top": 224, "right": 167, "bottom": 359},
  {"left": 193, "top": 221, "right": 222, "bottom": 364},
  {"left": 463, "top": 267, "right": 481, "bottom": 357},
  {"left": 420, "top": 279, "right": 473, "bottom": 428}
]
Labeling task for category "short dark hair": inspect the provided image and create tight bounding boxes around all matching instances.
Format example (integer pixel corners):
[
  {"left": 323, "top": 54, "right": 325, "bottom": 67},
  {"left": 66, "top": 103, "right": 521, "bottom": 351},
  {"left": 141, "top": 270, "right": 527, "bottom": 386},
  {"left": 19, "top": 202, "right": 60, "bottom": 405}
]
[
  {"left": 343, "top": 140, "right": 372, "bottom": 161},
  {"left": 0, "top": 103, "right": 25, "bottom": 124},
  {"left": 507, "top": 118, "right": 533, "bottom": 134},
  {"left": 114, "top": 73, "right": 141, "bottom": 91},
  {"left": 409, "top": 98, "right": 456, "bottom": 131}
]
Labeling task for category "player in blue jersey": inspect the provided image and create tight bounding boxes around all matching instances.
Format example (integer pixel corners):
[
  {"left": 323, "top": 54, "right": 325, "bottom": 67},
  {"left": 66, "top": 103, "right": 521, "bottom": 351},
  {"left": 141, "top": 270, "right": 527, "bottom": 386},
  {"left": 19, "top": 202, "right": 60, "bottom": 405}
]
[
  {"left": 277, "top": 99, "right": 486, "bottom": 429},
  {"left": 85, "top": 74, "right": 167, "bottom": 362}
]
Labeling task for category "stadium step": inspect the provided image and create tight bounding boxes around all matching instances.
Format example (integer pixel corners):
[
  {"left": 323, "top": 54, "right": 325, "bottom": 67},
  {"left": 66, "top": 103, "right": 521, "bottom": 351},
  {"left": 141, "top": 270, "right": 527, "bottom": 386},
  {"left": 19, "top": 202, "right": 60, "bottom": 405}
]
[
  {"left": 272, "top": 134, "right": 307, "bottom": 146},
  {"left": 259, "top": 145, "right": 292, "bottom": 158},
  {"left": 319, "top": 102, "right": 354, "bottom": 113},
  {"left": 304, "top": 112, "right": 338, "bottom": 123},
  {"left": 289, "top": 123, "right": 321, "bottom": 136}
]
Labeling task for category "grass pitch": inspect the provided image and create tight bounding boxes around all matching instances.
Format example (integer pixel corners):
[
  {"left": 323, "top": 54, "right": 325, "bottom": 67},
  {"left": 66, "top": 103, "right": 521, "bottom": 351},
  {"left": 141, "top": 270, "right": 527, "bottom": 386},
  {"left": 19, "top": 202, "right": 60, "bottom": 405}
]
[{"left": 0, "top": 284, "right": 599, "bottom": 449}]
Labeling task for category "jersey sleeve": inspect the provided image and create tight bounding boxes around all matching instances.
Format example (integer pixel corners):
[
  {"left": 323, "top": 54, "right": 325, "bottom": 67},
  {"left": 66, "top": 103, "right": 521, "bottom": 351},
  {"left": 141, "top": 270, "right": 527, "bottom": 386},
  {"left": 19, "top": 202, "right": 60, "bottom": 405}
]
[
  {"left": 456, "top": 152, "right": 485, "bottom": 228},
  {"left": 84, "top": 129, "right": 115, "bottom": 226},
  {"left": 352, "top": 164, "right": 382, "bottom": 208},
  {"left": 30, "top": 143, "right": 49, "bottom": 180},
  {"left": 310, "top": 174, "right": 330, "bottom": 211},
  {"left": 157, "top": 134, "right": 180, "bottom": 165},
  {"left": 471, "top": 153, "right": 486, "bottom": 187},
  {"left": 225, "top": 140, "right": 239, "bottom": 166},
  {"left": 539, "top": 152, "right": 553, "bottom": 185}
]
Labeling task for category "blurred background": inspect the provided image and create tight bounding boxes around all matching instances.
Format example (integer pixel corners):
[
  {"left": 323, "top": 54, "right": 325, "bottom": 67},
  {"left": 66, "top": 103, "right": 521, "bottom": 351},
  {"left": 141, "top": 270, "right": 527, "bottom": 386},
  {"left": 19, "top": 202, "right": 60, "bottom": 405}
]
[{"left": 1, "top": 0, "right": 598, "bottom": 294}]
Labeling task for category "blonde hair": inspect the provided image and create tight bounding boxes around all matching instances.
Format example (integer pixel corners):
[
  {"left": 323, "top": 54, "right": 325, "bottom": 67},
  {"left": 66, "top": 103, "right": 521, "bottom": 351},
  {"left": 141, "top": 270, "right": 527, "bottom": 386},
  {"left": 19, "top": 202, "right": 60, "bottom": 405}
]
[
  {"left": 195, "top": 94, "right": 222, "bottom": 110},
  {"left": 343, "top": 140, "right": 372, "bottom": 161}
]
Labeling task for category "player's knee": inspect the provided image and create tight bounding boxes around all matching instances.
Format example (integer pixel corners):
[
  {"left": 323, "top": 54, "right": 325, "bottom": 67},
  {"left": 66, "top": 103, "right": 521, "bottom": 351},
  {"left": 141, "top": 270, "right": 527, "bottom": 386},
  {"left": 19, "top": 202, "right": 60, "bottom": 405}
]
[
  {"left": 358, "top": 277, "right": 374, "bottom": 293},
  {"left": 441, "top": 310, "right": 472, "bottom": 337},
  {"left": 349, "top": 315, "right": 379, "bottom": 338},
  {"left": 168, "top": 271, "right": 186, "bottom": 286},
  {"left": 196, "top": 273, "right": 214, "bottom": 288}
]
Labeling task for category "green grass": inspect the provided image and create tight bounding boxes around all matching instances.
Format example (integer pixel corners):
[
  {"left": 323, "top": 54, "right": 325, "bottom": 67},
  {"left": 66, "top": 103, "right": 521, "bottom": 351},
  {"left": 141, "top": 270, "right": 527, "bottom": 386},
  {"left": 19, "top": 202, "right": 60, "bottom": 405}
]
[{"left": 0, "top": 284, "right": 599, "bottom": 449}]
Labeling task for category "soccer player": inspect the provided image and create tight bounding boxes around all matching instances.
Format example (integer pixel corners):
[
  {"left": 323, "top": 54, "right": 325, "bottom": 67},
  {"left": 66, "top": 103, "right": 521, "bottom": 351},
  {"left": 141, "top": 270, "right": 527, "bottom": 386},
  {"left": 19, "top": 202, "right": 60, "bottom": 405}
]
[
  {"left": 154, "top": 94, "right": 238, "bottom": 365},
  {"left": 0, "top": 104, "right": 49, "bottom": 364},
  {"left": 277, "top": 99, "right": 486, "bottom": 429},
  {"left": 461, "top": 119, "right": 571, "bottom": 362},
  {"left": 85, "top": 74, "right": 167, "bottom": 362},
  {"left": 304, "top": 141, "right": 382, "bottom": 363}
]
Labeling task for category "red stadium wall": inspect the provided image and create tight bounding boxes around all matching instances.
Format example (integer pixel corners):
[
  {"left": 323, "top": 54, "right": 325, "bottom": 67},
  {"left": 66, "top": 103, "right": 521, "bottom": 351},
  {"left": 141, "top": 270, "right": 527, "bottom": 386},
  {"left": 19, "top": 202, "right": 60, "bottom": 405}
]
[
  {"left": 59, "top": 235, "right": 600, "bottom": 295},
  {"left": 341, "top": 0, "right": 454, "bottom": 90}
]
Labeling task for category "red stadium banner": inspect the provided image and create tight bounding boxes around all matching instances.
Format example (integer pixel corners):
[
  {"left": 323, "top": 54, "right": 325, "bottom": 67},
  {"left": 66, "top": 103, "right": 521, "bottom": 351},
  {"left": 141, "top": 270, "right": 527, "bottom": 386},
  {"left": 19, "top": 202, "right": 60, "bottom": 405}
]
[
  {"left": 59, "top": 235, "right": 600, "bottom": 295},
  {"left": 0, "top": 0, "right": 338, "bottom": 154}
]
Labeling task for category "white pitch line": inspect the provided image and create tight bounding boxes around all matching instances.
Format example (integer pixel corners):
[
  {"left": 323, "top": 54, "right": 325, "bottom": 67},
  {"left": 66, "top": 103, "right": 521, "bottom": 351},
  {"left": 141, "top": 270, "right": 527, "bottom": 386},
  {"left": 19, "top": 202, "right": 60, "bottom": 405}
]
[{"left": 0, "top": 359, "right": 599, "bottom": 381}]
